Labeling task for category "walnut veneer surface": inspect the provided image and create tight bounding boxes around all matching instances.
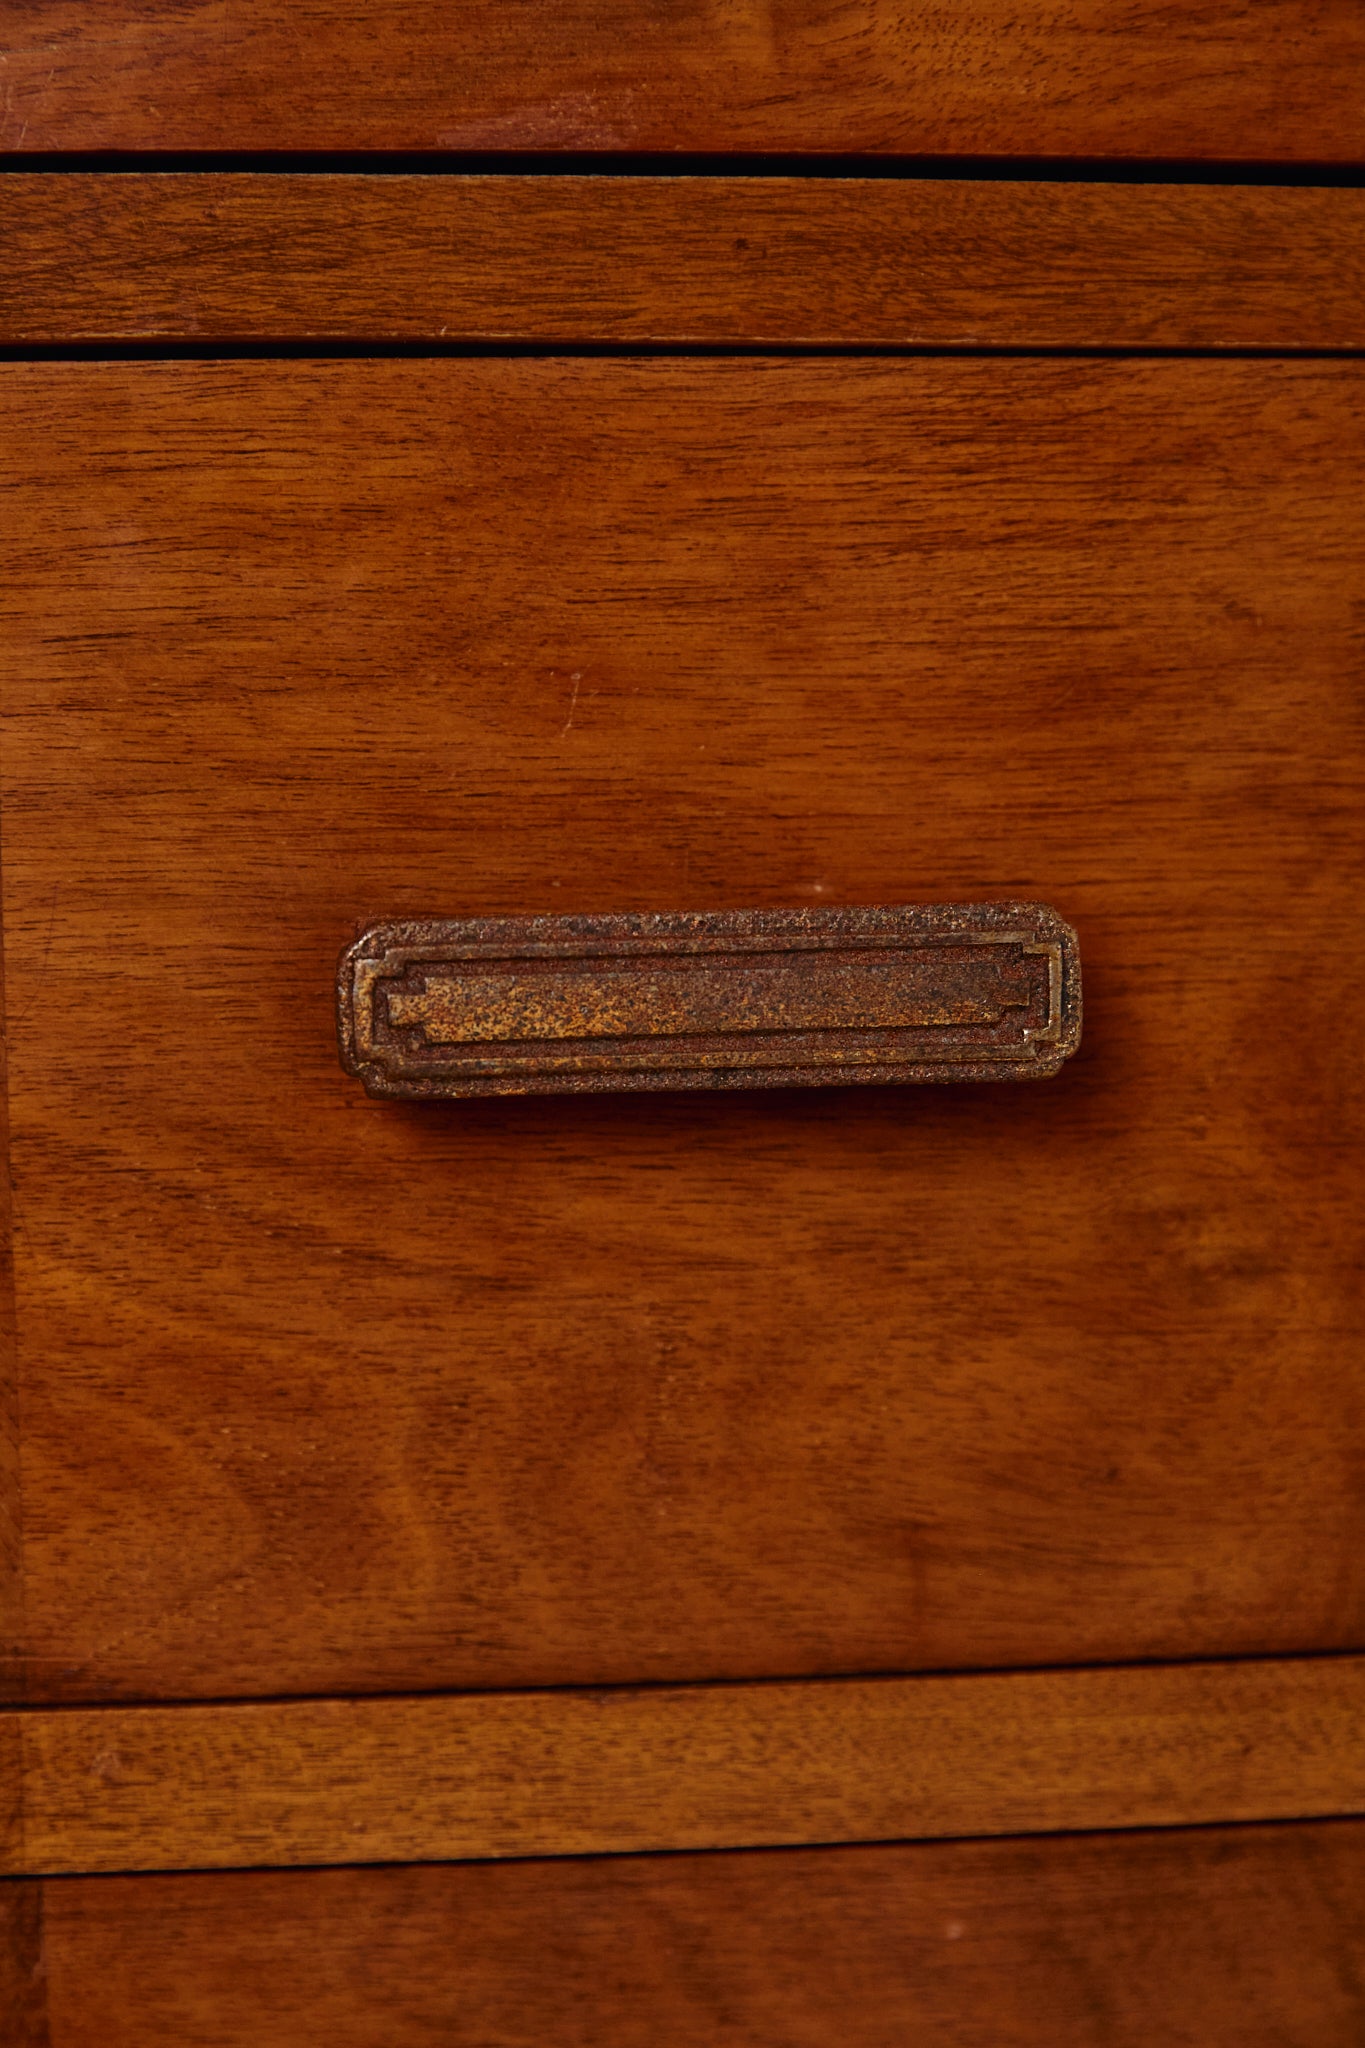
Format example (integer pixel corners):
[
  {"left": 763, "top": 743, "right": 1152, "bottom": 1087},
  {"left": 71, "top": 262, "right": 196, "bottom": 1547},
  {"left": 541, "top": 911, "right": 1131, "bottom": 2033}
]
[
  {"left": 1, "top": 132, "right": 1362, "bottom": 2044},
  {"left": 0, "top": 0, "right": 1361, "bottom": 158},
  {"left": 3, "top": 1824, "right": 1363, "bottom": 2047}
]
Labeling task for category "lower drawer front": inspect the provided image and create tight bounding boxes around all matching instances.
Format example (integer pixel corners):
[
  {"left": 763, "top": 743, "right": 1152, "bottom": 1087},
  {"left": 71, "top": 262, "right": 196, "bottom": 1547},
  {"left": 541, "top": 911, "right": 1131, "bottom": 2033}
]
[{"left": 11, "top": 1824, "right": 1364, "bottom": 2047}]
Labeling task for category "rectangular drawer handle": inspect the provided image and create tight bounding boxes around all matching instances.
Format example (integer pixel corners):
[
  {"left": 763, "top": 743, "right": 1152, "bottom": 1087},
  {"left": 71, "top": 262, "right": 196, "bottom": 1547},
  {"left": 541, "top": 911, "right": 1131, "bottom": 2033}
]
[{"left": 336, "top": 903, "right": 1081, "bottom": 1099}]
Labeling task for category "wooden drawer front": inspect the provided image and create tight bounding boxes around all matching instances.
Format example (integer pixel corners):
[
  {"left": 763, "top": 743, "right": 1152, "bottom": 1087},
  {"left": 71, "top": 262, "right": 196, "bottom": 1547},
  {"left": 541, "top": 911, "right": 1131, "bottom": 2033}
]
[
  {"left": 9, "top": 1824, "right": 1365, "bottom": 2046},
  {"left": 2, "top": 357, "right": 1362, "bottom": 1704}
]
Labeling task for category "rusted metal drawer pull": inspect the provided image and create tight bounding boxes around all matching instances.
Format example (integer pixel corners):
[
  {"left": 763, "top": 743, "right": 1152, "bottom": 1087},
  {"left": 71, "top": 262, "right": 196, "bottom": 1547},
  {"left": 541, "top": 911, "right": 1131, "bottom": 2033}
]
[{"left": 337, "top": 904, "right": 1080, "bottom": 1099}]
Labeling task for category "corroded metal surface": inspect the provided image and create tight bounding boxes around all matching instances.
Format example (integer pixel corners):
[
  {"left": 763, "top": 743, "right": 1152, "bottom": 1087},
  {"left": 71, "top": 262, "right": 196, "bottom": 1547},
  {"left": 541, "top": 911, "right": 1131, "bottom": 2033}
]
[{"left": 337, "top": 904, "right": 1081, "bottom": 1098}]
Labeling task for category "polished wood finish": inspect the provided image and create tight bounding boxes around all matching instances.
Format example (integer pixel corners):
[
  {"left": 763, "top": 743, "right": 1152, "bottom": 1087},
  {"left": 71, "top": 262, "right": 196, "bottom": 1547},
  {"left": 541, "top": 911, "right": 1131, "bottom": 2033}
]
[
  {"left": 4, "top": 68, "right": 1362, "bottom": 2037},
  {"left": 1, "top": 359, "right": 1362, "bottom": 1704},
  {"left": 0, "top": 837, "right": 19, "bottom": 1689},
  {"left": 29, "top": 1823, "right": 1365, "bottom": 2046},
  {"left": 2, "top": 360, "right": 1365, "bottom": 1703},
  {"left": 0, "top": 3, "right": 1361, "bottom": 159},
  {"left": 5, "top": 176, "right": 1365, "bottom": 348},
  {"left": 4, "top": 1659, "right": 1365, "bottom": 1874},
  {"left": 0, "top": 1881, "right": 44, "bottom": 2048}
]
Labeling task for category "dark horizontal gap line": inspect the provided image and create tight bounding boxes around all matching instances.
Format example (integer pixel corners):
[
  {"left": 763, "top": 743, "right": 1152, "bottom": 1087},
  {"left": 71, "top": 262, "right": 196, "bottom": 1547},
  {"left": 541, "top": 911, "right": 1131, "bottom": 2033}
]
[
  {"left": 5, "top": 1643, "right": 1359, "bottom": 1718},
  {"left": 2, "top": 150, "right": 1364, "bottom": 185},
  {"left": 25, "top": 1814, "right": 1365, "bottom": 1886},
  {"left": 3, "top": 342, "right": 1363, "bottom": 364}
]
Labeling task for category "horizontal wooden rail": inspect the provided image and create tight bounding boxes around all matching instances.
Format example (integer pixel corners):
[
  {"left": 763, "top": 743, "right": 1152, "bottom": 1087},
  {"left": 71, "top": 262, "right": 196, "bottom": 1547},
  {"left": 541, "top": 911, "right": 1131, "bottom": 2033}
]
[
  {"left": 3, "top": 177, "right": 1363, "bottom": 349},
  {"left": 3, "top": 1657, "right": 1363, "bottom": 1876}
]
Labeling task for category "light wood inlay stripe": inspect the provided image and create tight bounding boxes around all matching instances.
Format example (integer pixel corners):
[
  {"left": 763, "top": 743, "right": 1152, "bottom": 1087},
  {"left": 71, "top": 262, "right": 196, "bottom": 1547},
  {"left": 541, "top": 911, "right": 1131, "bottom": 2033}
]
[{"left": 5, "top": 1657, "right": 1364, "bottom": 1876}]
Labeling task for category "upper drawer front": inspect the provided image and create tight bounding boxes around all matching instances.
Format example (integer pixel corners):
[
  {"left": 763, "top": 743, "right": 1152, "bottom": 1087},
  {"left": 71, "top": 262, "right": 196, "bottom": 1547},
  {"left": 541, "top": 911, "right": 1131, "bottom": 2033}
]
[
  {"left": 2, "top": 1, "right": 1362, "bottom": 159},
  {"left": 2, "top": 357, "right": 1362, "bottom": 1703}
]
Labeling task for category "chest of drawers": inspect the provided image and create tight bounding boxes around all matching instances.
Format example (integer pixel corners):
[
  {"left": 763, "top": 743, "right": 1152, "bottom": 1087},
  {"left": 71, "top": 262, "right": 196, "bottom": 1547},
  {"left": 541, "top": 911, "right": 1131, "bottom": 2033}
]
[{"left": 2, "top": 9, "right": 1365, "bottom": 2040}]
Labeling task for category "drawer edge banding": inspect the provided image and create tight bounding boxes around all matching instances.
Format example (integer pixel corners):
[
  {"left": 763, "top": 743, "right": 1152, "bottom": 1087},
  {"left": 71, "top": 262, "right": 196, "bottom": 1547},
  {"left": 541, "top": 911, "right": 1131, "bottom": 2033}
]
[{"left": 337, "top": 903, "right": 1081, "bottom": 1098}]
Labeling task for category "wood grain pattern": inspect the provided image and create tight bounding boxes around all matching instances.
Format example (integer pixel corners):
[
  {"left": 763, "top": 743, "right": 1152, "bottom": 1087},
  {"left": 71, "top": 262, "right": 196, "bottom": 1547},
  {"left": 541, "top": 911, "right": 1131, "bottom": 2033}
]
[
  {"left": 2, "top": 358, "right": 1363, "bottom": 1704},
  {"left": 34, "top": 1823, "right": 1365, "bottom": 2046},
  {"left": 0, "top": 2, "right": 1361, "bottom": 160},
  {"left": 6, "top": 1658, "right": 1365, "bottom": 1874},
  {"left": 0, "top": 1880, "right": 45, "bottom": 2048},
  {"left": 0, "top": 801, "right": 19, "bottom": 1698},
  {"left": 5, "top": 176, "right": 1365, "bottom": 348}
]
